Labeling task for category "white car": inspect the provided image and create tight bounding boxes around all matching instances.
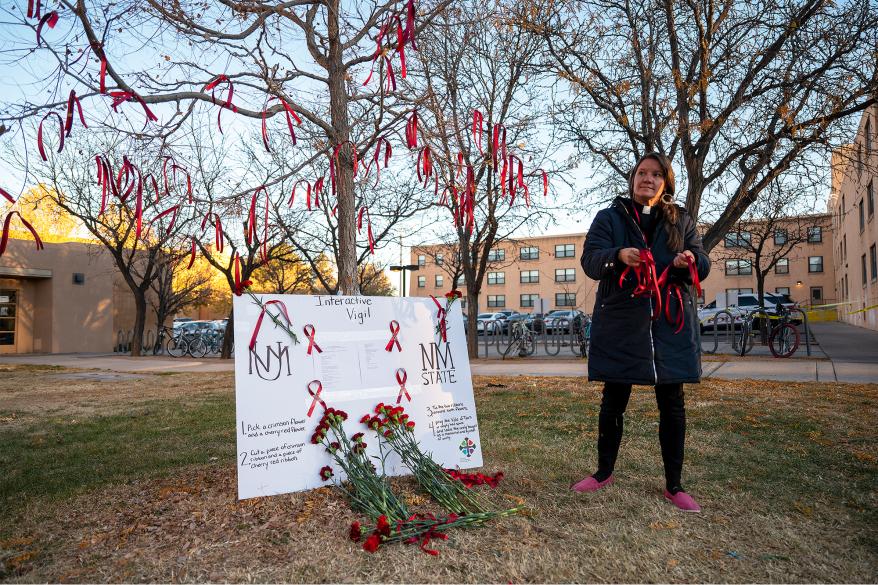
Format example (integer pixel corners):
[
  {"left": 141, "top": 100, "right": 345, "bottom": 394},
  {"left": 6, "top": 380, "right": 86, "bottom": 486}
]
[
  {"left": 698, "top": 293, "right": 796, "bottom": 332},
  {"left": 475, "top": 312, "right": 505, "bottom": 334}
]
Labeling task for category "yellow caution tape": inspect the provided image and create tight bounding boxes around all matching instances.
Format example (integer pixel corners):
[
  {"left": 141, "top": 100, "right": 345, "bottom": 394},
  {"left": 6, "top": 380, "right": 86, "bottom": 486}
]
[{"left": 847, "top": 303, "right": 878, "bottom": 315}]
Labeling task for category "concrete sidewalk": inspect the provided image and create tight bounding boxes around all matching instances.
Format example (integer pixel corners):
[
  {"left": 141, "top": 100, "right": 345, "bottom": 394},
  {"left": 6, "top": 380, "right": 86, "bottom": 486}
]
[{"left": 1, "top": 352, "right": 876, "bottom": 383}]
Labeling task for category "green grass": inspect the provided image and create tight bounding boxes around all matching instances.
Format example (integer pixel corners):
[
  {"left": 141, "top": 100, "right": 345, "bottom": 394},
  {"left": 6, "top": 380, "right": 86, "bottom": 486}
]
[{"left": 0, "top": 395, "right": 234, "bottom": 515}]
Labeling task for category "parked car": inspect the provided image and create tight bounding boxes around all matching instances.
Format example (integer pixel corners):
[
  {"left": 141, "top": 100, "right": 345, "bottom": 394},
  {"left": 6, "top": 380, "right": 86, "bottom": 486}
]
[
  {"left": 524, "top": 312, "right": 547, "bottom": 333},
  {"left": 504, "top": 313, "right": 530, "bottom": 333},
  {"left": 545, "top": 309, "right": 587, "bottom": 334},
  {"left": 494, "top": 310, "right": 522, "bottom": 333},
  {"left": 475, "top": 312, "right": 506, "bottom": 334},
  {"left": 698, "top": 292, "right": 798, "bottom": 333}
]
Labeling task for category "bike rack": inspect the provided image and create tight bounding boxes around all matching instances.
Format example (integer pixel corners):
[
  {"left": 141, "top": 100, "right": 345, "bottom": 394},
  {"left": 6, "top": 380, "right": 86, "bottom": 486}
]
[
  {"left": 790, "top": 307, "right": 812, "bottom": 356},
  {"left": 704, "top": 310, "right": 736, "bottom": 354}
]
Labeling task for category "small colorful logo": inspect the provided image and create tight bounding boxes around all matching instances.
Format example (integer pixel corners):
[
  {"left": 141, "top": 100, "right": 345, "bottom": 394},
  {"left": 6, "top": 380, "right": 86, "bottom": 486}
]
[{"left": 459, "top": 437, "right": 477, "bottom": 457}]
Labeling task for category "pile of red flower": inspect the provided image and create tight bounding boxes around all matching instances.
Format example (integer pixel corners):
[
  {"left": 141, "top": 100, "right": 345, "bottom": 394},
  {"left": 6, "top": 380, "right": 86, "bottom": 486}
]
[
  {"left": 312, "top": 401, "right": 520, "bottom": 555},
  {"left": 443, "top": 468, "right": 505, "bottom": 489}
]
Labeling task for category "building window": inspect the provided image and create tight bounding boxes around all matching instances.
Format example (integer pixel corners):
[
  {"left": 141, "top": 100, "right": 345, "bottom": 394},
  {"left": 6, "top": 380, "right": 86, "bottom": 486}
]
[
  {"left": 807, "top": 226, "right": 822, "bottom": 243},
  {"left": 435, "top": 275, "right": 444, "bottom": 287},
  {"left": 520, "top": 246, "right": 539, "bottom": 261},
  {"left": 417, "top": 254, "right": 426, "bottom": 267},
  {"left": 867, "top": 117, "right": 873, "bottom": 153},
  {"left": 775, "top": 287, "right": 790, "bottom": 296},
  {"left": 436, "top": 254, "right": 444, "bottom": 266},
  {"left": 520, "top": 270, "right": 539, "bottom": 284},
  {"left": 487, "top": 271, "right": 505, "bottom": 285},
  {"left": 487, "top": 295, "right": 505, "bottom": 308},
  {"left": 487, "top": 248, "right": 505, "bottom": 262},
  {"left": 555, "top": 268, "right": 576, "bottom": 282},
  {"left": 520, "top": 294, "right": 538, "bottom": 308},
  {"left": 555, "top": 243, "right": 575, "bottom": 258},
  {"left": 724, "top": 231, "right": 751, "bottom": 248},
  {"left": 843, "top": 235, "right": 847, "bottom": 261},
  {"left": 725, "top": 259, "right": 752, "bottom": 276},
  {"left": 775, "top": 258, "right": 789, "bottom": 274},
  {"left": 868, "top": 180, "right": 875, "bottom": 219},
  {"left": 808, "top": 256, "right": 823, "bottom": 273},
  {"left": 810, "top": 287, "right": 823, "bottom": 302},
  {"left": 417, "top": 276, "right": 426, "bottom": 288},
  {"left": 860, "top": 200, "right": 865, "bottom": 232},
  {"left": 871, "top": 244, "right": 877, "bottom": 282},
  {"left": 72, "top": 273, "right": 85, "bottom": 285},
  {"left": 725, "top": 288, "right": 753, "bottom": 306},
  {"left": 774, "top": 229, "right": 788, "bottom": 245},
  {"left": 555, "top": 292, "right": 576, "bottom": 307}
]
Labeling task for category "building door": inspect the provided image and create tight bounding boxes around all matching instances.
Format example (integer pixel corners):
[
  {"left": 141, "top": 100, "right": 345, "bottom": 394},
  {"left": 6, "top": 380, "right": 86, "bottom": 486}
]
[{"left": 0, "top": 289, "right": 17, "bottom": 354}]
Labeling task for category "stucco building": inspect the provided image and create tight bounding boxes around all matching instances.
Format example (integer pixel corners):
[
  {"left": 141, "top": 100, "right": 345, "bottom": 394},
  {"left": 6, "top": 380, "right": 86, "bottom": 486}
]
[
  {"left": 0, "top": 236, "right": 157, "bottom": 354},
  {"left": 827, "top": 105, "right": 878, "bottom": 331}
]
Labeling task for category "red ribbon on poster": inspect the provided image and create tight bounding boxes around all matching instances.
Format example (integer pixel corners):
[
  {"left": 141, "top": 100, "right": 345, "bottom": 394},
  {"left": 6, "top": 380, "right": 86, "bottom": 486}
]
[
  {"left": 249, "top": 299, "right": 293, "bottom": 351},
  {"left": 395, "top": 368, "right": 410, "bottom": 404},
  {"left": 303, "top": 324, "right": 322, "bottom": 355},
  {"left": 306, "top": 380, "right": 326, "bottom": 417},
  {"left": 385, "top": 320, "right": 402, "bottom": 352}
]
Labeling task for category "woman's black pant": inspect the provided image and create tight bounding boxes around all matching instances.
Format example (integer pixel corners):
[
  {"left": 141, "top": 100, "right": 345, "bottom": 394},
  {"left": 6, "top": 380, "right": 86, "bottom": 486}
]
[{"left": 593, "top": 382, "right": 686, "bottom": 493}]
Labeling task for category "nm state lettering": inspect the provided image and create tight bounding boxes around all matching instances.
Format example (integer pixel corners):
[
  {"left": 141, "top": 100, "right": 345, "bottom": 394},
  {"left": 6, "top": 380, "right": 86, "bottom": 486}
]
[{"left": 420, "top": 342, "right": 457, "bottom": 384}]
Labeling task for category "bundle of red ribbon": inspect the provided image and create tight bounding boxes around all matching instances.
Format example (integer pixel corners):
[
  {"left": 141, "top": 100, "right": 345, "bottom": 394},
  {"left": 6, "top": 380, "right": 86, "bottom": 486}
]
[{"left": 618, "top": 250, "right": 702, "bottom": 334}]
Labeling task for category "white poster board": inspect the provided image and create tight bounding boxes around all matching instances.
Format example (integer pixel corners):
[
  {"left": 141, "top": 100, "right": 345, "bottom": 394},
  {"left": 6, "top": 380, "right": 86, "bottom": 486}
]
[{"left": 233, "top": 294, "right": 482, "bottom": 500}]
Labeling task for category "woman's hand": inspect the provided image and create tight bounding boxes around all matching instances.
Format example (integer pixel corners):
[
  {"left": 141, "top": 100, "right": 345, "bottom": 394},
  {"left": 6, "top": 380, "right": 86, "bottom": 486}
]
[
  {"left": 673, "top": 250, "right": 696, "bottom": 268},
  {"left": 618, "top": 247, "right": 641, "bottom": 267}
]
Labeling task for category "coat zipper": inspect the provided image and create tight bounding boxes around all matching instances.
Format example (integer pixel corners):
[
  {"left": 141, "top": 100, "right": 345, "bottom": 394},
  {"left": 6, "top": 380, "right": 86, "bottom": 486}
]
[{"left": 614, "top": 201, "right": 658, "bottom": 384}]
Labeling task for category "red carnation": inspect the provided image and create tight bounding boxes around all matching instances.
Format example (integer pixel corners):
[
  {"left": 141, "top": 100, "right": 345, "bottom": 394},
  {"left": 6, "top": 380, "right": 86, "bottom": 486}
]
[
  {"left": 406, "top": 421, "right": 415, "bottom": 430},
  {"left": 445, "top": 289, "right": 462, "bottom": 300},
  {"left": 319, "top": 465, "right": 333, "bottom": 481},
  {"left": 363, "top": 533, "right": 381, "bottom": 553},
  {"left": 374, "top": 403, "right": 385, "bottom": 414},
  {"left": 383, "top": 429, "right": 394, "bottom": 438},
  {"left": 359, "top": 414, "right": 371, "bottom": 424},
  {"left": 351, "top": 432, "right": 365, "bottom": 442},
  {"left": 376, "top": 515, "right": 391, "bottom": 537},
  {"left": 349, "top": 521, "right": 362, "bottom": 542}
]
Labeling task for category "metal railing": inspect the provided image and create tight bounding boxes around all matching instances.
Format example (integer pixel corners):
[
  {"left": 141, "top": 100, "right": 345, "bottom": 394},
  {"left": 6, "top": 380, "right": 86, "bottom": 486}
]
[{"left": 471, "top": 317, "right": 589, "bottom": 359}]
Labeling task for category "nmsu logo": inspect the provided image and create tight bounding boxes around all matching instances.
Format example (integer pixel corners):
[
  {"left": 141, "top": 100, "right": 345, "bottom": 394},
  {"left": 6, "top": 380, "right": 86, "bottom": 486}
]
[{"left": 248, "top": 341, "right": 292, "bottom": 381}]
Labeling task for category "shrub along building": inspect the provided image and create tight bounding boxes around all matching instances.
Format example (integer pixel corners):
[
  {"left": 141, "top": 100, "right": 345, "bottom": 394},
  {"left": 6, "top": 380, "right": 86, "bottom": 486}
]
[{"left": 828, "top": 104, "right": 878, "bottom": 332}]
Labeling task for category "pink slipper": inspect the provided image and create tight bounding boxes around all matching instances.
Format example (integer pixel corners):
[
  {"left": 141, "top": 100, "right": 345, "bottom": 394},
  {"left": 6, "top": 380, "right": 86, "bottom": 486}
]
[
  {"left": 571, "top": 474, "right": 614, "bottom": 493},
  {"left": 664, "top": 489, "right": 701, "bottom": 512}
]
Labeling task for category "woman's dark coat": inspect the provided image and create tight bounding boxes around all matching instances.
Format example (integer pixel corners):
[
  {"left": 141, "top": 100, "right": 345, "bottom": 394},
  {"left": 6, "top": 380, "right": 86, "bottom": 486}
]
[{"left": 581, "top": 197, "right": 711, "bottom": 385}]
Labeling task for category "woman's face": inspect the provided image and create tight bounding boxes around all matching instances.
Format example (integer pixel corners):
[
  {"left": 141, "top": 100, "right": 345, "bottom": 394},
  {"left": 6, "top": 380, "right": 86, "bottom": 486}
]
[{"left": 632, "top": 157, "right": 666, "bottom": 205}]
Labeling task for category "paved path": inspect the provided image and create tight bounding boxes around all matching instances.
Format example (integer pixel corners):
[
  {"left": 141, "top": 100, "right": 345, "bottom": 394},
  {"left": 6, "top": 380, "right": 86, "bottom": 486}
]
[
  {"left": 807, "top": 321, "right": 878, "bottom": 363},
  {"left": 1, "top": 351, "right": 876, "bottom": 383}
]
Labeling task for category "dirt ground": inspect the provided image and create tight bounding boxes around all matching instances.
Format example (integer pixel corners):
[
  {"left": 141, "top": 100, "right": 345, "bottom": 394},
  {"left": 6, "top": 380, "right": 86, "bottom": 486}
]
[{"left": 1, "top": 365, "right": 876, "bottom": 583}]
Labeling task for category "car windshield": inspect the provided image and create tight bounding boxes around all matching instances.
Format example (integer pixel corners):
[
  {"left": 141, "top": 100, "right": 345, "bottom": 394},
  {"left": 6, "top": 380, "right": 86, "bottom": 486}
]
[{"left": 477, "top": 313, "right": 494, "bottom": 319}]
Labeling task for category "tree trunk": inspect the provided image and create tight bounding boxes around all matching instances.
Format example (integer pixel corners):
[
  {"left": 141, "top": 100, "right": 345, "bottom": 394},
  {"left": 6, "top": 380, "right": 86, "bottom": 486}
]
[
  {"left": 466, "top": 290, "right": 479, "bottom": 359},
  {"left": 221, "top": 306, "right": 234, "bottom": 360},
  {"left": 130, "top": 291, "right": 147, "bottom": 357},
  {"left": 327, "top": 0, "right": 358, "bottom": 296}
]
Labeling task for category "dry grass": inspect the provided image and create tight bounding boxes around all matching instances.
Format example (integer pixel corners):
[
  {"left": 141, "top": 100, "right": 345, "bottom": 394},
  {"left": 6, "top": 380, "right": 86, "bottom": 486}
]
[{"left": 1, "top": 367, "right": 876, "bottom": 583}]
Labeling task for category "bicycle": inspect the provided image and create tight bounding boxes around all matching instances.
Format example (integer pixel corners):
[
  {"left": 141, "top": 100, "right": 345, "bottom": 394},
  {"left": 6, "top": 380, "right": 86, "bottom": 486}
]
[
  {"left": 737, "top": 306, "right": 773, "bottom": 356},
  {"left": 163, "top": 326, "right": 188, "bottom": 358},
  {"left": 575, "top": 318, "right": 591, "bottom": 358},
  {"left": 501, "top": 320, "right": 536, "bottom": 358},
  {"left": 767, "top": 302, "right": 800, "bottom": 358}
]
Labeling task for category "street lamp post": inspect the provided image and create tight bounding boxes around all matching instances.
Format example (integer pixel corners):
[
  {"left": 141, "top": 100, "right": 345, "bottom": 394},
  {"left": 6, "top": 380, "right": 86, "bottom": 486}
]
[{"left": 389, "top": 264, "right": 420, "bottom": 297}]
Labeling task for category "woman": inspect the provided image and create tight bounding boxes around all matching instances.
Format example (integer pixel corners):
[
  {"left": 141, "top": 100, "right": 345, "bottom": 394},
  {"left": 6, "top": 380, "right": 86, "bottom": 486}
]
[{"left": 574, "top": 152, "right": 710, "bottom": 512}]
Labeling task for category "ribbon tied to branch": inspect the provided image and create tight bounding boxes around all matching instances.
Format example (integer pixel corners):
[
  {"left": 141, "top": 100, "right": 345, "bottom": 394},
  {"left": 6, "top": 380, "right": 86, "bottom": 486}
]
[
  {"left": 429, "top": 295, "right": 448, "bottom": 343},
  {"left": 249, "top": 299, "right": 292, "bottom": 351}
]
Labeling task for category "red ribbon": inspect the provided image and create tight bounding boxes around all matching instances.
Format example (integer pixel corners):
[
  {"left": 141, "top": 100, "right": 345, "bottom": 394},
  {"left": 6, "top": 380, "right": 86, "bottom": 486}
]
[
  {"left": 36, "top": 11, "right": 58, "bottom": 47},
  {"left": 620, "top": 251, "right": 703, "bottom": 333},
  {"left": 429, "top": 295, "right": 447, "bottom": 342},
  {"left": 306, "top": 380, "right": 326, "bottom": 417},
  {"left": 64, "top": 90, "right": 87, "bottom": 137},
  {"left": 186, "top": 236, "right": 196, "bottom": 270},
  {"left": 107, "top": 91, "right": 158, "bottom": 128},
  {"left": 0, "top": 187, "right": 15, "bottom": 204},
  {"left": 357, "top": 207, "right": 375, "bottom": 255},
  {"left": 204, "top": 74, "right": 237, "bottom": 134},
  {"left": 406, "top": 109, "right": 418, "bottom": 149},
  {"left": 37, "top": 111, "right": 64, "bottom": 161},
  {"left": 303, "top": 324, "right": 322, "bottom": 355},
  {"left": 27, "top": 0, "right": 41, "bottom": 19},
  {"left": 472, "top": 110, "right": 484, "bottom": 153},
  {"left": 249, "top": 299, "right": 293, "bottom": 351},
  {"left": 0, "top": 211, "right": 44, "bottom": 257},
  {"left": 385, "top": 320, "right": 402, "bottom": 352},
  {"left": 395, "top": 368, "right": 410, "bottom": 404}
]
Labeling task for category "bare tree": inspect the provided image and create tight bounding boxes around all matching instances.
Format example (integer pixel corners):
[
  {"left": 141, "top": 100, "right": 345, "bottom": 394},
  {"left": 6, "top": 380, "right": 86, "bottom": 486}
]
[
  {"left": 32, "top": 132, "right": 195, "bottom": 356},
  {"left": 716, "top": 180, "right": 831, "bottom": 309},
  {"left": 1, "top": 0, "right": 453, "bottom": 295},
  {"left": 405, "top": 0, "right": 562, "bottom": 357},
  {"left": 149, "top": 254, "right": 214, "bottom": 348},
  {"left": 537, "top": 0, "right": 878, "bottom": 249}
]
